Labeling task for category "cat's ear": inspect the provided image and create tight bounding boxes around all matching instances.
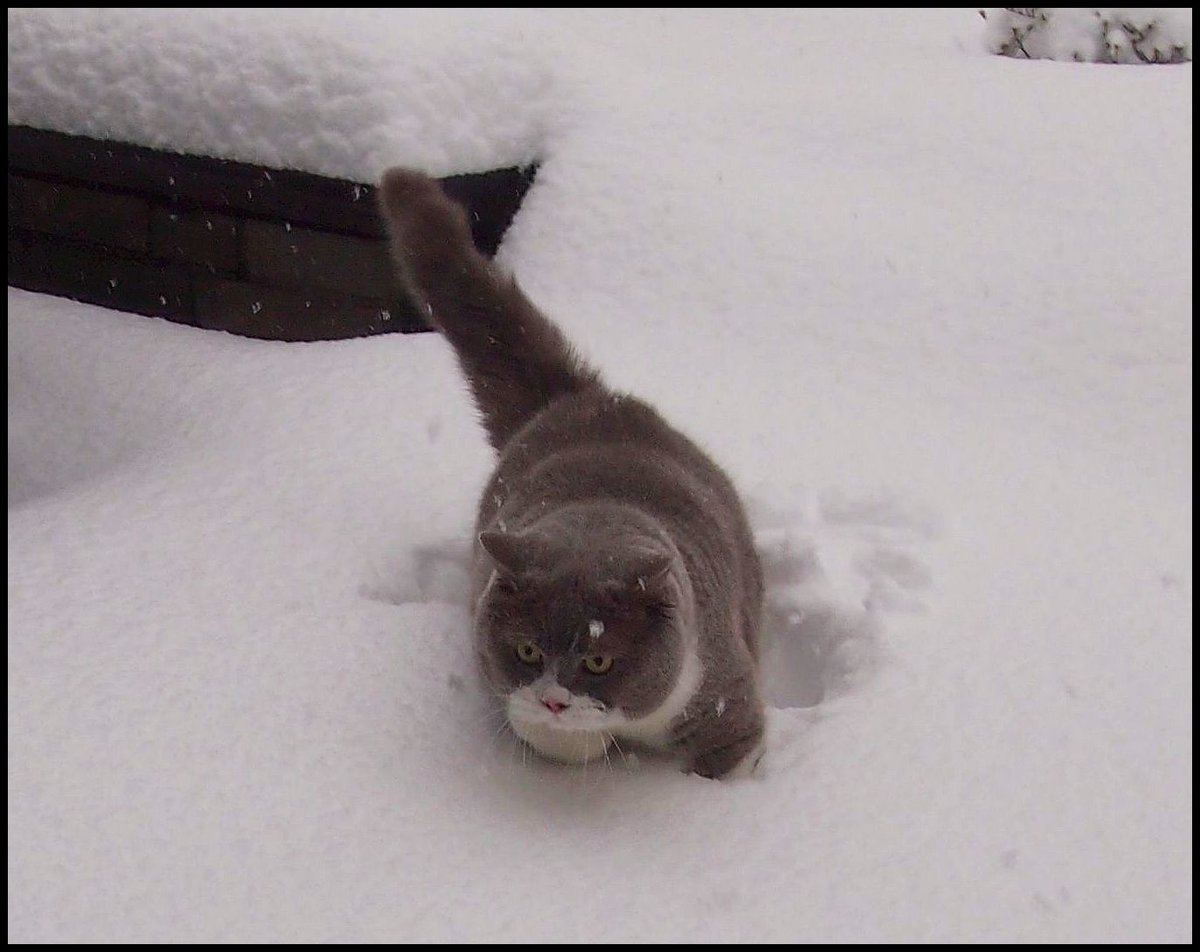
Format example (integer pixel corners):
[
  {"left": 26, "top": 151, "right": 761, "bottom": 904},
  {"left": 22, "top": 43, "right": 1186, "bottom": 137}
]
[
  {"left": 478, "top": 530, "right": 520, "bottom": 572},
  {"left": 478, "top": 529, "right": 547, "bottom": 575}
]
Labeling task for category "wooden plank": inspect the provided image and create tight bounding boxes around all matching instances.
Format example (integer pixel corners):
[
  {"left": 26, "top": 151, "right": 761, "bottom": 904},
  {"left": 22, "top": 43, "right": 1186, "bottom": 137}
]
[
  {"left": 194, "top": 276, "right": 425, "bottom": 341},
  {"left": 9, "top": 229, "right": 193, "bottom": 321},
  {"left": 242, "top": 220, "right": 396, "bottom": 298},
  {"left": 8, "top": 174, "right": 149, "bottom": 252},
  {"left": 8, "top": 125, "right": 536, "bottom": 245},
  {"left": 149, "top": 206, "right": 240, "bottom": 274}
]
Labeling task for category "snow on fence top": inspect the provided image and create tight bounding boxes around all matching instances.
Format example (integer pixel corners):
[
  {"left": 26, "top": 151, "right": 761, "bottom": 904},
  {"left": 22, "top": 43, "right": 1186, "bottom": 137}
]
[{"left": 6, "top": 8, "right": 560, "bottom": 180}]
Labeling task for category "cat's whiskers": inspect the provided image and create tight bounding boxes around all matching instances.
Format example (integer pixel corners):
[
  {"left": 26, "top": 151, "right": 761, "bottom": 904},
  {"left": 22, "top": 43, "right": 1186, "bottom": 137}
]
[
  {"left": 483, "top": 718, "right": 522, "bottom": 771},
  {"left": 474, "top": 702, "right": 507, "bottom": 728},
  {"left": 607, "top": 731, "right": 630, "bottom": 770},
  {"left": 489, "top": 718, "right": 514, "bottom": 745},
  {"left": 476, "top": 702, "right": 510, "bottom": 738},
  {"left": 478, "top": 701, "right": 529, "bottom": 767},
  {"left": 515, "top": 736, "right": 533, "bottom": 772}
]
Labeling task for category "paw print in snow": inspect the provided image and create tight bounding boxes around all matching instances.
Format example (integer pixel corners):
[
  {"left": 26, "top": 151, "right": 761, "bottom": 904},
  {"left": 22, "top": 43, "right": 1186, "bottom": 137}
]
[{"left": 751, "top": 486, "right": 939, "bottom": 711}]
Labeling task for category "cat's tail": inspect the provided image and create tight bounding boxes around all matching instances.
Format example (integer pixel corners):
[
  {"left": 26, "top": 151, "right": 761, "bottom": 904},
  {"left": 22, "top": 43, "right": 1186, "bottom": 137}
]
[{"left": 377, "top": 168, "right": 602, "bottom": 451}]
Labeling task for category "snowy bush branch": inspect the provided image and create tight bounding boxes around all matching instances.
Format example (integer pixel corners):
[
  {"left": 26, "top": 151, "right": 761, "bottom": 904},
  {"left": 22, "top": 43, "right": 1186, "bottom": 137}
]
[{"left": 981, "top": 8, "right": 1192, "bottom": 63}]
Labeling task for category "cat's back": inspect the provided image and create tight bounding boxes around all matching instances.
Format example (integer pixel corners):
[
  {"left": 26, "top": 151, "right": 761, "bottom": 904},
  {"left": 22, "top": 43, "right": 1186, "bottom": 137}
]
[
  {"left": 494, "top": 389, "right": 742, "bottom": 518},
  {"left": 482, "top": 390, "right": 762, "bottom": 617}
]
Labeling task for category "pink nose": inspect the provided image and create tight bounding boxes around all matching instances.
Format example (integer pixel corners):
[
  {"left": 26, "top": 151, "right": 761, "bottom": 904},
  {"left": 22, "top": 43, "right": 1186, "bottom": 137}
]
[{"left": 541, "top": 698, "right": 569, "bottom": 714}]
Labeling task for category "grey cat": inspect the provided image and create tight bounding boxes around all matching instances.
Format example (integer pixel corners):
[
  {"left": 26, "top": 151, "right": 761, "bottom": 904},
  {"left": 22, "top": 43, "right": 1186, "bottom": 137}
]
[{"left": 378, "top": 169, "right": 765, "bottom": 779}]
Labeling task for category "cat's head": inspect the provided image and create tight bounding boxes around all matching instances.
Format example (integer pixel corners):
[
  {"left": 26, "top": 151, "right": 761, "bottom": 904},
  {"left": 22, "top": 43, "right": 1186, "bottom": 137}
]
[{"left": 473, "top": 519, "right": 697, "bottom": 765}]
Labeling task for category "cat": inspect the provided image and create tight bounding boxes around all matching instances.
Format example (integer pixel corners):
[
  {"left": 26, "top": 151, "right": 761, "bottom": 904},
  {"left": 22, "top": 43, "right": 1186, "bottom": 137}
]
[{"left": 377, "top": 169, "right": 765, "bottom": 779}]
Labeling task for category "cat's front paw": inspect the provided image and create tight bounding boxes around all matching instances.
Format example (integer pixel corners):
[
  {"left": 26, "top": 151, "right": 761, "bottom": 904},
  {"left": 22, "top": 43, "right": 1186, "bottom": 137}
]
[
  {"left": 686, "top": 722, "right": 766, "bottom": 781},
  {"left": 722, "top": 740, "right": 766, "bottom": 780}
]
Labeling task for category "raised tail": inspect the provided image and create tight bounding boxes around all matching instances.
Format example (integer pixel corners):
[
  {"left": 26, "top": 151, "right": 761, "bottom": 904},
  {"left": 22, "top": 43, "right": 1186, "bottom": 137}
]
[{"left": 377, "top": 168, "right": 602, "bottom": 450}]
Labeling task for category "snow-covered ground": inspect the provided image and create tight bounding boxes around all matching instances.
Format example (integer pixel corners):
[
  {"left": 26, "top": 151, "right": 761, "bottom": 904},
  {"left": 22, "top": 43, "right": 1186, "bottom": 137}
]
[{"left": 7, "top": 9, "right": 1192, "bottom": 943}]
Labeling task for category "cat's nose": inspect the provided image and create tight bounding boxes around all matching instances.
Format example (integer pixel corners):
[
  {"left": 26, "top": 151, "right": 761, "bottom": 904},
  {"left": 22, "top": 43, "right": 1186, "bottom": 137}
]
[{"left": 541, "top": 697, "right": 569, "bottom": 714}]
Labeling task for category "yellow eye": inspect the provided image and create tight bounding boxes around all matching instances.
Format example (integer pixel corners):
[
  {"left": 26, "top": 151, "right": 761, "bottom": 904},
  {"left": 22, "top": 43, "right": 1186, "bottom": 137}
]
[
  {"left": 515, "top": 641, "right": 543, "bottom": 665},
  {"left": 584, "top": 655, "right": 614, "bottom": 675}
]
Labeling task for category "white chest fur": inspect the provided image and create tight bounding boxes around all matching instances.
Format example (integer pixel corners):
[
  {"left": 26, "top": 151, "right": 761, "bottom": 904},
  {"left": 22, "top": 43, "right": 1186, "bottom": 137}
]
[
  {"left": 506, "top": 679, "right": 612, "bottom": 764},
  {"left": 504, "top": 644, "right": 705, "bottom": 767},
  {"left": 607, "top": 643, "right": 703, "bottom": 748}
]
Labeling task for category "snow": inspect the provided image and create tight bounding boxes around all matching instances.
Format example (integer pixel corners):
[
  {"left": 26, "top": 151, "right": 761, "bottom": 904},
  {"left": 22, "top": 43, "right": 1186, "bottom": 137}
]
[
  {"left": 7, "top": 9, "right": 560, "bottom": 178},
  {"left": 7, "top": 9, "right": 1192, "bottom": 944},
  {"left": 983, "top": 8, "right": 1192, "bottom": 63}
]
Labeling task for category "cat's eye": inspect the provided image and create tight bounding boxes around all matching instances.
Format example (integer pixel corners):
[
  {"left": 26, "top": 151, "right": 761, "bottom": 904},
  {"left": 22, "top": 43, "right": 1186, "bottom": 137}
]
[
  {"left": 583, "top": 655, "right": 614, "bottom": 675},
  {"left": 514, "top": 641, "right": 543, "bottom": 665}
]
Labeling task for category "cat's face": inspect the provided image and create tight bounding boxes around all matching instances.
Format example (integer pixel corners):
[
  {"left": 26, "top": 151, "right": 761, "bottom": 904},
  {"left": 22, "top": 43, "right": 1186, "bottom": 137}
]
[{"left": 474, "top": 528, "right": 693, "bottom": 764}]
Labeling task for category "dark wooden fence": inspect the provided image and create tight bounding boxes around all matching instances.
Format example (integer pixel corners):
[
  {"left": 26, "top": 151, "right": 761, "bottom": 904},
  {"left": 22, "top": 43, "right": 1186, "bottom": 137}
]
[{"left": 7, "top": 125, "right": 535, "bottom": 341}]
